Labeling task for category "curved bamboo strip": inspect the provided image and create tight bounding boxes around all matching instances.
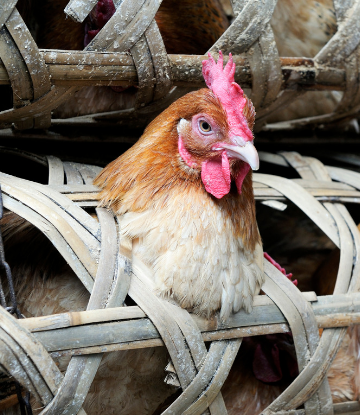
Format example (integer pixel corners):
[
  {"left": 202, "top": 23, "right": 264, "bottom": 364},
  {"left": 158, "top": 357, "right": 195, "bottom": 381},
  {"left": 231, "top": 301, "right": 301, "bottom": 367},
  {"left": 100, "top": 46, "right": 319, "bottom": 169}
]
[
  {"left": 0, "top": 306, "right": 63, "bottom": 405},
  {"left": 262, "top": 152, "right": 360, "bottom": 414},
  {"left": 262, "top": 264, "right": 332, "bottom": 415},
  {"left": 40, "top": 208, "right": 126, "bottom": 415},
  {"left": 2, "top": 193, "right": 95, "bottom": 292},
  {"left": 252, "top": 174, "right": 340, "bottom": 247},
  {"left": 130, "top": 261, "right": 231, "bottom": 414}
]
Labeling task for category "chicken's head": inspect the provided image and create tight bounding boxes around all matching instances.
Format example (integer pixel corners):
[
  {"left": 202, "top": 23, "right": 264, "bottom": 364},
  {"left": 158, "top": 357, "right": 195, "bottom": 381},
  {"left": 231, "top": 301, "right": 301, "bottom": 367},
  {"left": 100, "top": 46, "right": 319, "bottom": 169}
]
[{"left": 177, "top": 51, "right": 258, "bottom": 199}]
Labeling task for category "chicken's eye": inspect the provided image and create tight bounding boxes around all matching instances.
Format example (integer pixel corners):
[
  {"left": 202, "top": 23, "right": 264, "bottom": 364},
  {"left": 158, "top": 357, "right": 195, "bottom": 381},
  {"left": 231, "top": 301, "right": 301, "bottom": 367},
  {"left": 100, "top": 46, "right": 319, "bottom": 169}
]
[{"left": 199, "top": 120, "right": 212, "bottom": 133}]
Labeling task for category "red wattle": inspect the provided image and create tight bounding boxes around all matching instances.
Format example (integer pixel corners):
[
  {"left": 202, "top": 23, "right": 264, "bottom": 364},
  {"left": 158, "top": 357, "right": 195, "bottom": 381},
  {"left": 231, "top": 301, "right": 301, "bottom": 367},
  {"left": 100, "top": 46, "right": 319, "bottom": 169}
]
[
  {"left": 234, "top": 163, "right": 250, "bottom": 194},
  {"left": 201, "top": 151, "right": 231, "bottom": 199}
]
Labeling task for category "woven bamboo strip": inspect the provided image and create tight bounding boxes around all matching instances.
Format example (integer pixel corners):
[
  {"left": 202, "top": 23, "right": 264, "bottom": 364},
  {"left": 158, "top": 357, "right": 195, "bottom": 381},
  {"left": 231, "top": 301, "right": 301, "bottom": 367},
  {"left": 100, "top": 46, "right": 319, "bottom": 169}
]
[
  {"left": 0, "top": 182, "right": 99, "bottom": 276},
  {"left": 0, "top": 2, "right": 17, "bottom": 30},
  {"left": 10, "top": 292, "right": 360, "bottom": 356},
  {"left": 265, "top": 152, "right": 359, "bottom": 415},
  {"left": 252, "top": 174, "right": 341, "bottom": 246},
  {"left": 64, "top": 0, "right": 98, "bottom": 23},
  {"left": 0, "top": 307, "right": 63, "bottom": 406},
  {"left": 0, "top": 174, "right": 100, "bottom": 248},
  {"left": 263, "top": 264, "right": 329, "bottom": 415},
  {"left": 5, "top": 9, "right": 52, "bottom": 128},
  {"left": 18, "top": 291, "right": 316, "bottom": 332},
  {"left": 0, "top": 0, "right": 357, "bottom": 130},
  {"left": 180, "top": 340, "right": 241, "bottom": 415},
  {"left": 129, "top": 265, "right": 199, "bottom": 389},
  {"left": 0, "top": 172, "right": 99, "bottom": 236},
  {"left": 47, "top": 156, "right": 65, "bottom": 185},
  {"left": 0, "top": 53, "right": 346, "bottom": 91},
  {"left": 39, "top": 208, "right": 126, "bottom": 415},
  {"left": 50, "top": 179, "right": 360, "bottom": 204},
  {"left": 3, "top": 193, "right": 95, "bottom": 292},
  {"left": 0, "top": 26, "right": 33, "bottom": 129},
  {"left": 64, "top": 188, "right": 360, "bottom": 203},
  {"left": 128, "top": 247, "right": 230, "bottom": 414},
  {"left": 31, "top": 306, "right": 360, "bottom": 356}
]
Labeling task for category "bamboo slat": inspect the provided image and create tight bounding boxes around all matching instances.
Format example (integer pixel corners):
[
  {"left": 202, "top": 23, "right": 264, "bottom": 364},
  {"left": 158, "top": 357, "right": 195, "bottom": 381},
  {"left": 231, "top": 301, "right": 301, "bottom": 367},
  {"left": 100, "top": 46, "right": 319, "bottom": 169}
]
[
  {"left": 0, "top": 53, "right": 347, "bottom": 91},
  {"left": 0, "top": 306, "right": 63, "bottom": 406},
  {"left": 47, "top": 156, "right": 65, "bottom": 185},
  {"left": 8, "top": 292, "right": 357, "bottom": 356},
  {"left": 0, "top": 25, "right": 33, "bottom": 129},
  {"left": 3, "top": 193, "right": 96, "bottom": 292},
  {"left": 253, "top": 174, "right": 340, "bottom": 247},
  {"left": 5, "top": 9, "right": 52, "bottom": 128},
  {"left": 263, "top": 264, "right": 330, "bottom": 415},
  {"left": 47, "top": 181, "right": 360, "bottom": 204},
  {"left": 268, "top": 152, "right": 359, "bottom": 415},
  {"left": 41, "top": 208, "right": 126, "bottom": 415}
]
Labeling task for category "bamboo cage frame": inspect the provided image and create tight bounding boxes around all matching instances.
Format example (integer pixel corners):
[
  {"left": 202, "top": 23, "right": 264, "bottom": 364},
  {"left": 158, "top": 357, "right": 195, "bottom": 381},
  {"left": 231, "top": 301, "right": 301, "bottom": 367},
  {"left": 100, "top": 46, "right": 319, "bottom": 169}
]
[
  {"left": 0, "top": 0, "right": 360, "bottom": 413},
  {"left": 0, "top": 0, "right": 359, "bottom": 132},
  {"left": 0, "top": 148, "right": 360, "bottom": 414},
  {"left": 0, "top": 53, "right": 348, "bottom": 91}
]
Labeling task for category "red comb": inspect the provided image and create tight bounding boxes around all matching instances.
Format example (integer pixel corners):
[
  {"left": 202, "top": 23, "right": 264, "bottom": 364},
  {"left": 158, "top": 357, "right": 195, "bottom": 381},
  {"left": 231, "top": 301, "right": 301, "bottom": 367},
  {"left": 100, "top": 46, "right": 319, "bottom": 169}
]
[{"left": 202, "top": 51, "right": 253, "bottom": 142}]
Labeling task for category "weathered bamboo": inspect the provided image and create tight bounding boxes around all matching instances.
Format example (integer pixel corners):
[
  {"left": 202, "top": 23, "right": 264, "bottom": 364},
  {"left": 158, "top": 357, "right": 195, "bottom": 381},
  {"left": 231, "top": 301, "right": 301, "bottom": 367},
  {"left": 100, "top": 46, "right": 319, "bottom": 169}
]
[
  {"left": 59, "top": 184, "right": 360, "bottom": 205},
  {"left": 0, "top": 52, "right": 346, "bottom": 91},
  {"left": 12, "top": 292, "right": 360, "bottom": 357},
  {"left": 261, "top": 401, "right": 360, "bottom": 415},
  {"left": 1, "top": 148, "right": 360, "bottom": 415}
]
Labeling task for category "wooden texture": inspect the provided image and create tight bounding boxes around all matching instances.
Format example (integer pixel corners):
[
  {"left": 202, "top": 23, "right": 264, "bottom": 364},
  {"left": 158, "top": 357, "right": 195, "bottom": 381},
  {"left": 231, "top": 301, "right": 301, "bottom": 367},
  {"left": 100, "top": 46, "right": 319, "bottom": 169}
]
[
  {"left": 13, "top": 292, "right": 360, "bottom": 355},
  {"left": 41, "top": 208, "right": 126, "bottom": 415},
  {"left": 0, "top": 53, "right": 347, "bottom": 91}
]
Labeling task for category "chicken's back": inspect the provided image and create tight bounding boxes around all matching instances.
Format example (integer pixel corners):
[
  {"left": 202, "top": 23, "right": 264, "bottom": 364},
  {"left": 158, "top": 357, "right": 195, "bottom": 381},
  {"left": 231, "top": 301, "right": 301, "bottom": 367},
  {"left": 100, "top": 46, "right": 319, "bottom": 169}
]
[{"left": 269, "top": 0, "right": 339, "bottom": 122}]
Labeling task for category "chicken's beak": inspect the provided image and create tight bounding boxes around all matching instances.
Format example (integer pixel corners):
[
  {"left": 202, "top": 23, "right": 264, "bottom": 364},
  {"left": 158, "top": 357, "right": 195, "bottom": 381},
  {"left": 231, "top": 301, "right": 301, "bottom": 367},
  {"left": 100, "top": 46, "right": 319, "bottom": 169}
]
[{"left": 213, "top": 140, "right": 259, "bottom": 170}]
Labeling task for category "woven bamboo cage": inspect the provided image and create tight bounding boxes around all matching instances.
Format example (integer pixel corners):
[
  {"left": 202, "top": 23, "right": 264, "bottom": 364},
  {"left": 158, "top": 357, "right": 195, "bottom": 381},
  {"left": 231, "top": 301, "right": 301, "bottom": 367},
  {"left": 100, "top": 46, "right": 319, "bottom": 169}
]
[
  {"left": 0, "top": 0, "right": 359, "bottom": 136},
  {"left": 0, "top": 0, "right": 360, "bottom": 414},
  {"left": 0, "top": 147, "right": 359, "bottom": 414}
]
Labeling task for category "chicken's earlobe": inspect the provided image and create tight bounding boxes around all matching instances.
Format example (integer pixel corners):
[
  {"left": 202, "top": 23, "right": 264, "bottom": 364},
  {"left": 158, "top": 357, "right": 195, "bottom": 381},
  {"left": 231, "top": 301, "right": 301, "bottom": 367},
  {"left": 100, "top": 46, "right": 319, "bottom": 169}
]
[{"left": 178, "top": 135, "right": 198, "bottom": 168}]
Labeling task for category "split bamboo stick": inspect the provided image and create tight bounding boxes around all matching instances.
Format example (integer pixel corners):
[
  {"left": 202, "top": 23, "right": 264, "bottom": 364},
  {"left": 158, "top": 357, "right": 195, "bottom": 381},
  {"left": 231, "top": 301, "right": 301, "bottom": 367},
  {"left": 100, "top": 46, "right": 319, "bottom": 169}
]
[
  {"left": 15, "top": 292, "right": 360, "bottom": 356},
  {"left": 0, "top": 52, "right": 346, "bottom": 91}
]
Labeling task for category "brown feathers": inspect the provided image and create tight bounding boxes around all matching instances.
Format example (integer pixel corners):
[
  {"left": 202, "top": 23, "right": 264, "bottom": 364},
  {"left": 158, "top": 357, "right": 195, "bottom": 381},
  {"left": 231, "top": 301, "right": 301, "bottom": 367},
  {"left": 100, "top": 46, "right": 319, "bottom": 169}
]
[
  {"left": 94, "top": 88, "right": 260, "bottom": 250},
  {"left": 155, "top": 0, "right": 229, "bottom": 54}
]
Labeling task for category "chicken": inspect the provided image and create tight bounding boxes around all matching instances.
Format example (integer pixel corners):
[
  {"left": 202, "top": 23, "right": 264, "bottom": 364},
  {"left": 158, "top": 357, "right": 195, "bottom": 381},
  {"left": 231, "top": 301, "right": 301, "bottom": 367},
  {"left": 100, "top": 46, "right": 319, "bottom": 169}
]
[
  {"left": 268, "top": 0, "right": 340, "bottom": 123},
  {"left": 94, "top": 52, "right": 264, "bottom": 319},
  {"left": 0, "top": 52, "right": 263, "bottom": 413}
]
